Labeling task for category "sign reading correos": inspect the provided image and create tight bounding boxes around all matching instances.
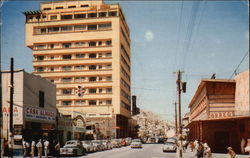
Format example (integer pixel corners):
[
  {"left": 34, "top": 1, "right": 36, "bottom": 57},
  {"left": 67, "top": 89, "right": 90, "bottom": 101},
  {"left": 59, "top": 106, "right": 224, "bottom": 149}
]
[{"left": 25, "top": 106, "right": 56, "bottom": 122}]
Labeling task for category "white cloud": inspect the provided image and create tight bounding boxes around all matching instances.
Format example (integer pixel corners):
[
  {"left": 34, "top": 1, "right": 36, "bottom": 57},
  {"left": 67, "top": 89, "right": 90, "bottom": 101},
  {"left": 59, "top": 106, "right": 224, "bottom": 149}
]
[{"left": 145, "top": 31, "right": 154, "bottom": 41}]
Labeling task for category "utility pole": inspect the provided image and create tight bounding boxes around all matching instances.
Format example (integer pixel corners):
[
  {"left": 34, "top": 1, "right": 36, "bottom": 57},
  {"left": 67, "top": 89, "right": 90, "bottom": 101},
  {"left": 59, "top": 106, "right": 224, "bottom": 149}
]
[
  {"left": 174, "top": 102, "right": 177, "bottom": 135},
  {"left": 174, "top": 70, "right": 185, "bottom": 158},
  {"left": 9, "top": 58, "right": 14, "bottom": 158}
]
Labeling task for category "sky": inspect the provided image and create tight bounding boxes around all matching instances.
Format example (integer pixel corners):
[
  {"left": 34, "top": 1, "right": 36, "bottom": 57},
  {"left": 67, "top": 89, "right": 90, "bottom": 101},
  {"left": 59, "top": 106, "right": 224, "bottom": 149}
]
[{"left": 1, "top": 0, "right": 249, "bottom": 121}]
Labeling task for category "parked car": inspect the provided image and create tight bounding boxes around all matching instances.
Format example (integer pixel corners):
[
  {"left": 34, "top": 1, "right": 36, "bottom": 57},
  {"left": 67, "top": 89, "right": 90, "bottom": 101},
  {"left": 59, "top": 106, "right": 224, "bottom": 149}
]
[
  {"left": 111, "top": 139, "right": 121, "bottom": 148},
  {"left": 102, "top": 140, "right": 112, "bottom": 150},
  {"left": 162, "top": 142, "right": 177, "bottom": 152},
  {"left": 81, "top": 140, "right": 95, "bottom": 153},
  {"left": 125, "top": 137, "right": 132, "bottom": 145},
  {"left": 91, "top": 140, "right": 105, "bottom": 151},
  {"left": 120, "top": 138, "right": 127, "bottom": 146},
  {"left": 60, "top": 140, "right": 85, "bottom": 156},
  {"left": 166, "top": 137, "right": 177, "bottom": 144},
  {"left": 130, "top": 139, "right": 142, "bottom": 148}
]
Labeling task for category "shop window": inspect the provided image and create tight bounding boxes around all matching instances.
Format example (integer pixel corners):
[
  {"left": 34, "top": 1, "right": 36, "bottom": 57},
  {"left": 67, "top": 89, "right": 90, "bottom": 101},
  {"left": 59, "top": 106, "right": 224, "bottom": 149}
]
[
  {"left": 99, "top": 12, "right": 107, "bottom": 17},
  {"left": 89, "top": 77, "right": 97, "bottom": 82},
  {"left": 62, "top": 43, "right": 72, "bottom": 48},
  {"left": 48, "top": 27, "right": 60, "bottom": 33},
  {"left": 50, "top": 15, "right": 57, "bottom": 20},
  {"left": 74, "top": 14, "right": 86, "bottom": 19},
  {"left": 61, "top": 14, "right": 73, "bottom": 20},
  {"left": 56, "top": 6, "right": 63, "bottom": 9},
  {"left": 89, "top": 100, "right": 97, "bottom": 105},
  {"left": 89, "top": 88, "right": 97, "bottom": 94},
  {"left": 61, "top": 26, "right": 73, "bottom": 32},
  {"left": 88, "top": 13, "right": 97, "bottom": 18},
  {"left": 89, "top": 65, "right": 96, "bottom": 70},
  {"left": 89, "top": 53, "right": 96, "bottom": 58},
  {"left": 108, "top": 11, "right": 117, "bottom": 17},
  {"left": 89, "top": 41, "right": 96, "bottom": 47},
  {"left": 39, "top": 91, "right": 45, "bottom": 107},
  {"left": 87, "top": 25, "right": 97, "bottom": 30},
  {"left": 62, "top": 55, "right": 72, "bottom": 59}
]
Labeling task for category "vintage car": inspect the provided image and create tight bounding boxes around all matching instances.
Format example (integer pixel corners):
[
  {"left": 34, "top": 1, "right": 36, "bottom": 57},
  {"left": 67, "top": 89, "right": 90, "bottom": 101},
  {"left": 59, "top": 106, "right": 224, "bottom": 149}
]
[
  {"left": 130, "top": 139, "right": 142, "bottom": 148},
  {"left": 81, "top": 140, "right": 96, "bottom": 153},
  {"left": 60, "top": 140, "right": 86, "bottom": 156},
  {"left": 162, "top": 142, "right": 177, "bottom": 152}
]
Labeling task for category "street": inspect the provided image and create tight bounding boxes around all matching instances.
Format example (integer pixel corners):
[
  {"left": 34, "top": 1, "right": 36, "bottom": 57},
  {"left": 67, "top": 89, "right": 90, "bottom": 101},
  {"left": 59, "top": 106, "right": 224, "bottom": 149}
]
[{"left": 75, "top": 144, "right": 248, "bottom": 158}]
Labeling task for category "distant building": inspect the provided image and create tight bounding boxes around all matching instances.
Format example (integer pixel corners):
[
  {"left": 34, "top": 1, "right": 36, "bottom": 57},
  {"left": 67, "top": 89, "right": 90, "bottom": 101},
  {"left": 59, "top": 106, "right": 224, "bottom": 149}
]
[
  {"left": 2, "top": 69, "right": 56, "bottom": 155},
  {"left": 24, "top": 0, "right": 132, "bottom": 138},
  {"left": 187, "top": 70, "right": 250, "bottom": 154}
]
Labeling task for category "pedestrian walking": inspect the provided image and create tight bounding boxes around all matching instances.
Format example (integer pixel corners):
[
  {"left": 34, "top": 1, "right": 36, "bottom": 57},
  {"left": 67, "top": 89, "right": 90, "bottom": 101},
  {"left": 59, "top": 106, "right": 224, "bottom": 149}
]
[
  {"left": 227, "top": 147, "right": 236, "bottom": 158},
  {"left": 36, "top": 139, "right": 43, "bottom": 158},
  {"left": 190, "top": 141, "right": 195, "bottom": 152},
  {"left": 196, "top": 142, "right": 204, "bottom": 158},
  {"left": 44, "top": 139, "right": 50, "bottom": 158},
  {"left": 54, "top": 142, "right": 60, "bottom": 158},
  {"left": 30, "top": 141, "right": 35, "bottom": 158},
  {"left": 245, "top": 139, "right": 250, "bottom": 158},
  {"left": 204, "top": 144, "right": 212, "bottom": 158},
  {"left": 22, "top": 140, "right": 28, "bottom": 157}
]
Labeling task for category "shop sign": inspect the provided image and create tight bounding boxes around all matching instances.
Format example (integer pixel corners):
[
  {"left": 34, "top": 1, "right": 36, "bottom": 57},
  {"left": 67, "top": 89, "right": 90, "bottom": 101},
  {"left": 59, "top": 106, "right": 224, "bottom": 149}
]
[
  {"left": 73, "top": 115, "right": 85, "bottom": 127},
  {"left": 25, "top": 106, "right": 56, "bottom": 122},
  {"left": 2, "top": 105, "right": 23, "bottom": 124},
  {"left": 209, "top": 111, "right": 234, "bottom": 119}
]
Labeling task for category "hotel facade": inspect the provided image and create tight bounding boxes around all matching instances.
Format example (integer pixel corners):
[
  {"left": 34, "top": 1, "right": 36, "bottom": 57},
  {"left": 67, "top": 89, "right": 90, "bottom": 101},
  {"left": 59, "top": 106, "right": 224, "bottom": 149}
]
[{"left": 24, "top": 0, "right": 131, "bottom": 138}]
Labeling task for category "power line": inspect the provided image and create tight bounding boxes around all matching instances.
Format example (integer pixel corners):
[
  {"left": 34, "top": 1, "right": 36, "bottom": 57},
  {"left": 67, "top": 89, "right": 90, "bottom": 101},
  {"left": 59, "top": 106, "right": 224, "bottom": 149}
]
[{"left": 229, "top": 49, "right": 249, "bottom": 79}]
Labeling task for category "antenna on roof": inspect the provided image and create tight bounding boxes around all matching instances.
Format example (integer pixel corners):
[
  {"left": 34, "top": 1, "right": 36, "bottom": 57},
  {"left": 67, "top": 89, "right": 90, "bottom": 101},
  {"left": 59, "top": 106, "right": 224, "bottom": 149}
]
[{"left": 211, "top": 73, "right": 216, "bottom": 79}]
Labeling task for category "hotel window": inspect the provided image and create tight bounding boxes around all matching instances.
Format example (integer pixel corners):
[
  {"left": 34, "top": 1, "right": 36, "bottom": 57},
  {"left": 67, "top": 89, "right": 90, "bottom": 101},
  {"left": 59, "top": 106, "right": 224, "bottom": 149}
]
[
  {"left": 98, "top": 41, "right": 102, "bottom": 46},
  {"left": 75, "top": 65, "right": 85, "bottom": 70},
  {"left": 36, "top": 45, "right": 46, "bottom": 49},
  {"left": 50, "top": 44, "right": 54, "bottom": 49},
  {"left": 76, "top": 53, "right": 85, "bottom": 58},
  {"left": 68, "top": 5, "right": 76, "bottom": 8},
  {"left": 89, "top": 100, "right": 97, "bottom": 105},
  {"left": 74, "top": 25, "right": 86, "bottom": 31},
  {"left": 50, "top": 15, "right": 57, "bottom": 20},
  {"left": 74, "top": 14, "right": 86, "bottom": 19},
  {"left": 87, "top": 25, "right": 97, "bottom": 30},
  {"left": 37, "top": 67, "right": 44, "bottom": 72},
  {"left": 88, "top": 13, "right": 97, "bottom": 18},
  {"left": 62, "top": 77, "right": 72, "bottom": 82},
  {"left": 61, "top": 14, "right": 73, "bottom": 20},
  {"left": 37, "top": 56, "right": 44, "bottom": 61},
  {"left": 106, "top": 76, "right": 112, "bottom": 81},
  {"left": 34, "top": 28, "right": 41, "bottom": 34},
  {"left": 48, "top": 27, "right": 60, "bottom": 33},
  {"left": 75, "top": 42, "right": 84, "bottom": 47},
  {"left": 41, "top": 28, "right": 47, "bottom": 34},
  {"left": 109, "top": 11, "right": 117, "bottom": 17},
  {"left": 99, "top": 89, "right": 103, "bottom": 93},
  {"left": 75, "top": 100, "right": 85, "bottom": 105},
  {"left": 56, "top": 6, "right": 63, "bottom": 9},
  {"left": 105, "top": 53, "right": 112, "bottom": 57},
  {"left": 99, "top": 77, "right": 103, "bottom": 81},
  {"left": 50, "top": 56, "right": 54, "bottom": 59},
  {"left": 62, "top": 89, "right": 72, "bottom": 95},
  {"left": 89, "top": 77, "right": 97, "bottom": 82},
  {"left": 99, "top": 12, "right": 107, "bottom": 17},
  {"left": 106, "top": 41, "right": 112, "bottom": 46},
  {"left": 89, "top": 88, "right": 97, "bottom": 94},
  {"left": 42, "top": 15, "right": 46, "bottom": 19},
  {"left": 50, "top": 68, "right": 54, "bottom": 71},
  {"left": 43, "top": 8, "right": 51, "bottom": 10},
  {"left": 89, "top": 41, "right": 96, "bottom": 47},
  {"left": 62, "top": 66, "right": 72, "bottom": 71},
  {"left": 61, "top": 26, "right": 73, "bottom": 32},
  {"left": 39, "top": 91, "right": 45, "bottom": 107},
  {"left": 89, "top": 53, "right": 96, "bottom": 58},
  {"left": 106, "top": 100, "right": 112, "bottom": 105},
  {"left": 99, "top": 23, "right": 111, "bottom": 30},
  {"left": 106, "top": 64, "right": 112, "bottom": 69},
  {"left": 62, "top": 54, "right": 72, "bottom": 59},
  {"left": 89, "top": 65, "right": 97, "bottom": 70},
  {"left": 62, "top": 43, "right": 72, "bottom": 48},
  {"left": 62, "top": 101, "right": 72, "bottom": 106},
  {"left": 75, "top": 77, "right": 85, "bottom": 82},
  {"left": 99, "top": 65, "right": 102, "bottom": 69},
  {"left": 106, "top": 88, "right": 112, "bottom": 93},
  {"left": 81, "top": 4, "right": 89, "bottom": 7}
]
